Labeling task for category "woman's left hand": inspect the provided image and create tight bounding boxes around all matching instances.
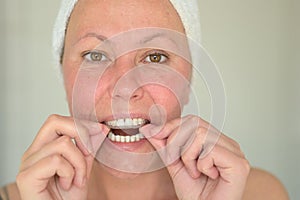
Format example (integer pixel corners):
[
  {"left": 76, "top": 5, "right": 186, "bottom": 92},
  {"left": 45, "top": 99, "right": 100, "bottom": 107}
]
[{"left": 140, "top": 115, "right": 250, "bottom": 200}]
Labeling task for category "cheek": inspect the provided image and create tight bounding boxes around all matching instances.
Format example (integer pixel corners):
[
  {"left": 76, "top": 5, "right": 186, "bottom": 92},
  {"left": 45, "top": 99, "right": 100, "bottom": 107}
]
[
  {"left": 146, "top": 85, "right": 183, "bottom": 116},
  {"left": 175, "top": 60, "right": 192, "bottom": 81},
  {"left": 94, "top": 72, "right": 112, "bottom": 99},
  {"left": 62, "top": 65, "right": 78, "bottom": 107}
]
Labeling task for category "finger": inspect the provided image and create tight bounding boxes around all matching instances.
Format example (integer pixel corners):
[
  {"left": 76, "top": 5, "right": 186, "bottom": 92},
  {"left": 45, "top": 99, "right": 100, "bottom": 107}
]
[
  {"left": 75, "top": 119, "right": 110, "bottom": 155},
  {"left": 17, "top": 154, "right": 76, "bottom": 198},
  {"left": 146, "top": 117, "right": 201, "bottom": 168},
  {"left": 160, "top": 121, "right": 207, "bottom": 179},
  {"left": 30, "top": 115, "right": 79, "bottom": 153},
  {"left": 192, "top": 117, "right": 244, "bottom": 158},
  {"left": 85, "top": 154, "right": 95, "bottom": 180},
  {"left": 21, "top": 136, "right": 87, "bottom": 188},
  {"left": 181, "top": 130, "right": 244, "bottom": 178},
  {"left": 25, "top": 115, "right": 109, "bottom": 158},
  {"left": 181, "top": 127, "right": 207, "bottom": 179},
  {"left": 197, "top": 145, "right": 250, "bottom": 182},
  {"left": 140, "top": 115, "right": 192, "bottom": 139},
  {"left": 188, "top": 115, "right": 221, "bottom": 133},
  {"left": 218, "top": 134, "right": 244, "bottom": 156},
  {"left": 200, "top": 133, "right": 245, "bottom": 159}
]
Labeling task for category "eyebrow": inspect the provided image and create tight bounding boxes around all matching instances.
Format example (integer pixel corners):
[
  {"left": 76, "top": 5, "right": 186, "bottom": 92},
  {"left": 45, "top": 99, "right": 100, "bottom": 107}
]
[
  {"left": 139, "top": 32, "right": 178, "bottom": 47},
  {"left": 75, "top": 31, "right": 178, "bottom": 45},
  {"left": 74, "top": 32, "right": 179, "bottom": 53},
  {"left": 74, "top": 32, "right": 108, "bottom": 45},
  {"left": 140, "top": 32, "right": 165, "bottom": 44}
]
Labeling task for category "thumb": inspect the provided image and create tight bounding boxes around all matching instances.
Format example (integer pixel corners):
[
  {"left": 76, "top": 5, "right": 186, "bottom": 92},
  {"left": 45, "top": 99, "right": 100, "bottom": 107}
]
[
  {"left": 89, "top": 124, "right": 110, "bottom": 156},
  {"left": 139, "top": 124, "right": 164, "bottom": 139},
  {"left": 139, "top": 124, "right": 166, "bottom": 149},
  {"left": 140, "top": 125, "right": 181, "bottom": 170},
  {"left": 85, "top": 154, "right": 95, "bottom": 180}
]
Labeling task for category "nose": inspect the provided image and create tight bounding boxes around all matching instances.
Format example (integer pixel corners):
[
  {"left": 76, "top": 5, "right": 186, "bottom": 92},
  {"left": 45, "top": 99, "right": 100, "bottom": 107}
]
[
  {"left": 108, "top": 55, "right": 144, "bottom": 102},
  {"left": 112, "top": 77, "right": 144, "bottom": 101}
]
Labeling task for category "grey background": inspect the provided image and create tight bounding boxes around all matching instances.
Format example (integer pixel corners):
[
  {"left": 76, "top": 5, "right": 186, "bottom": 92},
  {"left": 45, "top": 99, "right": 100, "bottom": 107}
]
[{"left": 0, "top": 0, "right": 299, "bottom": 199}]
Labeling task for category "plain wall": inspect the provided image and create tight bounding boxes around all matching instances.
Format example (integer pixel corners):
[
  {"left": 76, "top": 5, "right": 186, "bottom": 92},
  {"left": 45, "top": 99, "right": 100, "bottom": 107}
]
[
  {"left": 198, "top": 0, "right": 300, "bottom": 198},
  {"left": 0, "top": 0, "right": 68, "bottom": 186},
  {"left": 0, "top": 0, "right": 299, "bottom": 199}
]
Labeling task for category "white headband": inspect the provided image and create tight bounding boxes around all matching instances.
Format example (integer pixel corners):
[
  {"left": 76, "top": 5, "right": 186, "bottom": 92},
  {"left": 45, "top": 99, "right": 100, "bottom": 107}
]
[{"left": 52, "top": 0, "right": 202, "bottom": 66}]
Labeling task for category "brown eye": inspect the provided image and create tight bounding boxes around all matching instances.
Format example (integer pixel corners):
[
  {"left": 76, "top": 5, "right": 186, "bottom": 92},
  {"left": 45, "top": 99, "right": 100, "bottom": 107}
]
[{"left": 145, "top": 53, "right": 168, "bottom": 63}]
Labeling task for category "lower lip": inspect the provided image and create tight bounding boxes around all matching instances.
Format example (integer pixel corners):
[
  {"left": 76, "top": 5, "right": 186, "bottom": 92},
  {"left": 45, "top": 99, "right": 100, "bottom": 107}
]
[{"left": 105, "top": 137, "right": 148, "bottom": 152}]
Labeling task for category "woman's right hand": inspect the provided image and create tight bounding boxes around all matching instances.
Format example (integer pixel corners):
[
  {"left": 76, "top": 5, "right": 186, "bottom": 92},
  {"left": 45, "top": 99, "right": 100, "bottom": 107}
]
[{"left": 16, "top": 114, "right": 109, "bottom": 200}]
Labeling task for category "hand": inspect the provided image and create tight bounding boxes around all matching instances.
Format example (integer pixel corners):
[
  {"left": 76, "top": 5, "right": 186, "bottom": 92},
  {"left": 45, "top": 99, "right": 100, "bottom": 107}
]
[
  {"left": 140, "top": 115, "right": 250, "bottom": 200},
  {"left": 16, "top": 114, "right": 109, "bottom": 200}
]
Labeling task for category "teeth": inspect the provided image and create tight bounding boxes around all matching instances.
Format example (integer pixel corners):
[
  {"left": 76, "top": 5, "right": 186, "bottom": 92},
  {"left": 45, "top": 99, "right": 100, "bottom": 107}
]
[
  {"left": 125, "top": 118, "right": 132, "bottom": 125},
  {"left": 133, "top": 118, "right": 138, "bottom": 125},
  {"left": 115, "top": 135, "right": 121, "bottom": 142},
  {"left": 117, "top": 119, "right": 125, "bottom": 127},
  {"left": 120, "top": 135, "right": 125, "bottom": 142},
  {"left": 107, "top": 131, "right": 145, "bottom": 143},
  {"left": 138, "top": 118, "right": 143, "bottom": 124},
  {"left": 105, "top": 118, "right": 148, "bottom": 129},
  {"left": 130, "top": 136, "right": 136, "bottom": 142}
]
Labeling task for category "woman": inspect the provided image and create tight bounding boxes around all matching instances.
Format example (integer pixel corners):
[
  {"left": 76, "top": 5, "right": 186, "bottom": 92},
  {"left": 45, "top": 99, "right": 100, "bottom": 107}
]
[{"left": 0, "top": 0, "right": 289, "bottom": 199}]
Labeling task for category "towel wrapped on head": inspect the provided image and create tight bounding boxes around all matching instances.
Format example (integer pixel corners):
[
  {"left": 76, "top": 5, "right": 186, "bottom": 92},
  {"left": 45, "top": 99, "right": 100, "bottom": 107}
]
[{"left": 52, "top": 0, "right": 202, "bottom": 67}]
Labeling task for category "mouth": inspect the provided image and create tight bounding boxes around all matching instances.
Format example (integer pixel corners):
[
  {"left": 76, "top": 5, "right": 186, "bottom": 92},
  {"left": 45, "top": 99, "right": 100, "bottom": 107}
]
[{"left": 103, "top": 118, "right": 150, "bottom": 143}]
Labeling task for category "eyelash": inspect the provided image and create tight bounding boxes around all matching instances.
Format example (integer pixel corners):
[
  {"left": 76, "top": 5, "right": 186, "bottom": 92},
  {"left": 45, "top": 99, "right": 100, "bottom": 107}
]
[
  {"left": 142, "top": 50, "right": 169, "bottom": 64},
  {"left": 81, "top": 50, "right": 169, "bottom": 64},
  {"left": 82, "top": 50, "right": 110, "bottom": 63}
]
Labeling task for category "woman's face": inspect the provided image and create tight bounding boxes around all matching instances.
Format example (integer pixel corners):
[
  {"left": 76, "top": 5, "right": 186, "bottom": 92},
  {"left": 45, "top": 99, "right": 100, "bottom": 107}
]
[{"left": 62, "top": 0, "right": 192, "bottom": 154}]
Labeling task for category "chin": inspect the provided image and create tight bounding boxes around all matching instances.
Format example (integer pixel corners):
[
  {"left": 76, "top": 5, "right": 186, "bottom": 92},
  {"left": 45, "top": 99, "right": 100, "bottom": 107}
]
[{"left": 100, "top": 163, "right": 144, "bottom": 180}]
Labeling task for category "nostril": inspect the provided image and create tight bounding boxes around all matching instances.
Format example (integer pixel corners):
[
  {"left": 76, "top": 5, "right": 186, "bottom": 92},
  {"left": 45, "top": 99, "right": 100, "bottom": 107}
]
[
  {"left": 130, "top": 87, "right": 144, "bottom": 100},
  {"left": 111, "top": 78, "right": 144, "bottom": 100},
  {"left": 132, "top": 94, "right": 139, "bottom": 99}
]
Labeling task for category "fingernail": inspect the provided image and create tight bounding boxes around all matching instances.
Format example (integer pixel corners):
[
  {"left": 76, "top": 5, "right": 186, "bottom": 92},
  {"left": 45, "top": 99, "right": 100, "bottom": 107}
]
[
  {"left": 99, "top": 124, "right": 110, "bottom": 134},
  {"left": 150, "top": 126, "right": 163, "bottom": 136},
  {"left": 139, "top": 124, "right": 152, "bottom": 133},
  {"left": 91, "top": 134, "right": 104, "bottom": 155},
  {"left": 139, "top": 124, "right": 157, "bottom": 137},
  {"left": 140, "top": 124, "right": 163, "bottom": 138},
  {"left": 81, "top": 176, "right": 87, "bottom": 187}
]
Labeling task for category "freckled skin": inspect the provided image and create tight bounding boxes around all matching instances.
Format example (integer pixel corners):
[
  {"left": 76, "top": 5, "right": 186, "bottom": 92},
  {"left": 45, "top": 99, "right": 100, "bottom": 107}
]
[
  {"left": 63, "top": 0, "right": 191, "bottom": 152},
  {"left": 7, "top": 1, "right": 289, "bottom": 199},
  {"left": 62, "top": 0, "right": 190, "bottom": 198}
]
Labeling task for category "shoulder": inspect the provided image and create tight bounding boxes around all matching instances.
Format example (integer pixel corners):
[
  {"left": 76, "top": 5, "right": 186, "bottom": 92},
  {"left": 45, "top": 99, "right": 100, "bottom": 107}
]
[
  {"left": 0, "top": 183, "right": 21, "bottom": 200},
  {"left": 243, "top": 168, "right": 289, "bottom": 200}
]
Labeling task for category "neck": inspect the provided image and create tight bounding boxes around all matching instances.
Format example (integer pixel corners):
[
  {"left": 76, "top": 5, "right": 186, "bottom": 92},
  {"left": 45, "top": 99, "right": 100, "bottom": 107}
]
[{"left": 88, "top": 162, "right": 178, "bottom": 200}]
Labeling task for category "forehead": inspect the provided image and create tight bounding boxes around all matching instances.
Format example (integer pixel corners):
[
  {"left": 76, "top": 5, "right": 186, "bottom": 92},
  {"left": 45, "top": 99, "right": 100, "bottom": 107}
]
[{"left": 66, "top": 0, "right": 185, "bottom": 41}]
